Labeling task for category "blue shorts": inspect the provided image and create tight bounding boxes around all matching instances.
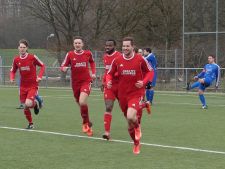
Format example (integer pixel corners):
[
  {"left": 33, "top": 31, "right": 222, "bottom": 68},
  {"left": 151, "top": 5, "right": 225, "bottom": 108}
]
[{"left": 199, "top": 78, "right": 211, "bottom": 91}]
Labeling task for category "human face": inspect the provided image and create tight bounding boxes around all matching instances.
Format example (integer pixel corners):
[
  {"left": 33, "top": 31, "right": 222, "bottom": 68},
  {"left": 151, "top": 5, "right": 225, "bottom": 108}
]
[
  {"left": 122, "top": 41, "right": 133, "bottom": 57},
  {"left": 105, "top": 41, "right": 115, "bottom": 54},
  {"left": 138, "top": 49, "right": 143, "bottom": 55},
  {"left": 208, "top": 56, "right": 215, "bottom": 64},
  {"left": 73, "top": 39, "right": 84, "bottom": 51},
  {"left": 18, "top": 43, "right": 28, "bottom": 55},
  {"left": 143, "top": 49, "right": 149, "bottom": 57}
]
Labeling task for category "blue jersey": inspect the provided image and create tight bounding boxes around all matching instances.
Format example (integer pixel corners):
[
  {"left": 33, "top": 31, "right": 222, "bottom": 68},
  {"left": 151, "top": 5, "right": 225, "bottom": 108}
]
[
  {"left": 197, "top": 63, "right": 220, "bottom": 87},
  {"left": 145, "top": 53, "right": 157, "bottom": 71}
]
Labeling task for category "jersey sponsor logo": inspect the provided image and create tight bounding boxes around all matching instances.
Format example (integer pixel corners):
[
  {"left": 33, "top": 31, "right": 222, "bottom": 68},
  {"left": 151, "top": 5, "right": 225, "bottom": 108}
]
[
  {"left": 105, "top": 65, "right": 111, "bottom": 70},
  {"left": 121, "top": 70, "right": 136, "bottom": 76},
  {"left": 20, "top": 66, "right": 30, "bottom": 71},
  {"left": 74, "top": 62, "right": 86, "bottom": 67}
]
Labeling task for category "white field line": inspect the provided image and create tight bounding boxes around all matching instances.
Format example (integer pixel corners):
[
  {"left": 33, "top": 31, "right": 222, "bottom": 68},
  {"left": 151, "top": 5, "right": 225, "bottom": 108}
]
[{"left": 1, "top": 126, "right": 225, "bottom": 155}]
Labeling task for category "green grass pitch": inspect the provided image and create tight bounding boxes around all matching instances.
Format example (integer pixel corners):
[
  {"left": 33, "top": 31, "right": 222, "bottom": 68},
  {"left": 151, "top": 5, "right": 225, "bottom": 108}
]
[{"left": 0, "top": 87, "right": 225, "bottom": 169}]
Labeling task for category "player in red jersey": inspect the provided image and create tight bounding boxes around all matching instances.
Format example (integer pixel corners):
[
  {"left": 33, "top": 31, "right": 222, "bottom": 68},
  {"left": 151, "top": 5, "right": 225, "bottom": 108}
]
[
  {"left": 10, "top": 39, "right": 45, "bottom": 129},
  {"left": 106, "top": 37, "right": 154, "bottom": 154},
  {"left": 60, "top": 36, "right": 96, "bottom": 136},
  {"left": 101, "top": 39, "right": 121, "bottom": 140}
]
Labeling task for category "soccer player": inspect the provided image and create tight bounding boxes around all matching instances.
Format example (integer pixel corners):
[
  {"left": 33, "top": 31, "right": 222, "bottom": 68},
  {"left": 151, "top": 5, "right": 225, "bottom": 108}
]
[
  {"left": 106, "top": 37, "right": 154, "bottom": 154},
  {"left": 101, "top": 39, "right": 121, "bottom": 140},
  {"left": 186, "top": 55, "right": 220, "bottom": 109},
  {"left": 143, "top": 48, "right": 157, "bottom": 105},
  {"left": 60, "top": 36, "right": 96, "bottom": 136},
  {"left": 10, "top": 39, "right": 45, "bottom": 129}
]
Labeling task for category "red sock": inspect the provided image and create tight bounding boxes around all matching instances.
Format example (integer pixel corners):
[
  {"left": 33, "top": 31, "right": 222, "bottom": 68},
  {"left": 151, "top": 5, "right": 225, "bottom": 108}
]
[
  {"left": 104, "top": 112, "right": 112, "bottom": 133},
  {"left": 80, "top": 105, "right": 89, "bottom": 124},
  {"left": 24, "top": 108, "right": 33, "bottom": 124},
  {"left": 128, "top": 127, "right": 139, "bottom": 145},
  {"left": 136, "top": 110, "right": 143, "bottom": 124}
]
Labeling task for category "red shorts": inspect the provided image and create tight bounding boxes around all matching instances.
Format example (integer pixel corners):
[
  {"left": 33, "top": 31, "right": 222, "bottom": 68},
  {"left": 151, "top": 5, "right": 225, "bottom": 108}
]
[
  {"left": 72, "top": 82, "right": 92, "bottom": 102},
  {"left": 20, "top": 87, "right": 38, "bottom": 103},
  {"left": 118, "top": 96, "right": 144, "bottom": 116},
  {"left": 104, "top": 84, "right": 119, "bottom": 100}
]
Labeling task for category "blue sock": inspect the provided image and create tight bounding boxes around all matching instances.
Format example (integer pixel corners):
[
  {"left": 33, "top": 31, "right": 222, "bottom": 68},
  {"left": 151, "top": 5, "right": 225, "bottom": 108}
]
[
  {"left": 199, "top": 94, "right": 206, "bottom": 106},
  {"left": 190, "top": 82, "right": 200, "bottom": 90},
  {"left": 146, "top": 90, "right": 151, "bottom": 102},
  {"left": 35, "top": 95, "right": 42, "bottom": 103},
  {"left": 149, "top": 90, "right": 154, "bottom": 104}
]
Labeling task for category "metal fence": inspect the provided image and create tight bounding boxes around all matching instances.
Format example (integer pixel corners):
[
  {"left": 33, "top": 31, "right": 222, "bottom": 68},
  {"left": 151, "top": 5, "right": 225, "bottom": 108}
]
[{"left": 1, "top": 66, "right": 224, "bottom": 92}]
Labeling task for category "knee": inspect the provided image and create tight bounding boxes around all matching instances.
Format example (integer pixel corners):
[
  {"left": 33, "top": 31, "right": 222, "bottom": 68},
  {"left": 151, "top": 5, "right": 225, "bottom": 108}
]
[
  {"left": 127, "top": 109, "right": 136, "bottom": 121},
  {"left": 25, "top": 99, "right": 33, "bottom": 108},
  {"left": 79, "top": 99, "right": 87, "bottom": 106}
]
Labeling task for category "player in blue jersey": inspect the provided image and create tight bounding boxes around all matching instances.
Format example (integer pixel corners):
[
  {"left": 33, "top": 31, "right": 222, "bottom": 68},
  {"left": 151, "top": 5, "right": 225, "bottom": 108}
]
[
  {"left": 186, "top": 55, "right": 220, "bottom": 109},
  {"left": 143, "top": 48, "right": 157, "bottom": 105}
]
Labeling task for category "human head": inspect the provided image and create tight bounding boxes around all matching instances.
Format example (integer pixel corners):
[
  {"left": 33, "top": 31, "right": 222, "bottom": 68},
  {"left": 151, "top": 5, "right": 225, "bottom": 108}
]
[
  {"left": 208, "top": 55, "right": 215, "bottom": 64},
  {"left": 73, "top": 36, "right": 84, "bottom": 51},
  {"left": 18, "top": 39, "right": 29, "bottom": 55},
  {"left": 143, "top": 47, "right": 151, "bottom": 57},
  {"left": 138, "top": 49, "right": 143, "bottom": 56},
  {"left": 105, "top": 39, "right": 116, "bottom": 54},
  {"left": 122, "top": 36, "right": 134, "bottom": 57}
]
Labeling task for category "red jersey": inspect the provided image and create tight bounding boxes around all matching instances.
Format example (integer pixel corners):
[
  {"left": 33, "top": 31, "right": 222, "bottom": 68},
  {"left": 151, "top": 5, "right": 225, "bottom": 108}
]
[
  {"left": 102, "top": 51, "right": 121, "bottom": 85},
  {"left": 107, "top": 53, "right": 154, "bottom": 98},
  {"left": 61, "top": 50, "right": 96, "bottom": 84},
  {"left": 10, "top": 53, "right": 45, "bottom": 88}
]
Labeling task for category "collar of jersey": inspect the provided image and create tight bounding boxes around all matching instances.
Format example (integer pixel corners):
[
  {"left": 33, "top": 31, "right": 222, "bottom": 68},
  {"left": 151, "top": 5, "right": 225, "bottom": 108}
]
[
  {"left": 74, "top": 50, "right": 84, "bottom": 55},
  {"left": 107, "top": 51, "right": 117, "bottom": 57},
  {"left": 20, "top": 53, "right": 28, "bottom": 59},
  {"left": 123, "top": 53, "right": 134, "bottom": 60}
]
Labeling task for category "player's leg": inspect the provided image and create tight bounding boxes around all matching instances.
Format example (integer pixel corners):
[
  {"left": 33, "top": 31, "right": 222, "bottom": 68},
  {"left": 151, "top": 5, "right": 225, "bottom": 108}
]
[
  {"left": 35, "top": 94, "right": 43, "bottom": 109},
  {"left": 187, "top": 81, "right": 201, "bottom": 90},
  {"left": 20, "top": 89, "right": 34, "bottom": 129},
  {"left": 198, "top": 78, "right": 210, "bottom": 109},
  {"left": 79, "top": 82, "right": 93, "bottom": 136},
  {"left": 102, "top": 87, "right": 116, "bottom": 140},
  {"left": 148, "top": 74, "right": 157, "bottom": 104},
  {"left": 102, "top": 99, "right": 114, "bottom": 140}
]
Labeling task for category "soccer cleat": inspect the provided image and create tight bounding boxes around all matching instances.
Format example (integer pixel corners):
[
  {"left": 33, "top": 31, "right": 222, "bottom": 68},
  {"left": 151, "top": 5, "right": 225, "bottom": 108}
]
[
  {"left": 82, "top": 122, "right": 93, "bottom": 136},
  {"left": 34, "top": 100, "right": 40, "bottom": 115},
  {"left": 26, "top": 123, "right": 34, "bottom": 129},
  {"left": 133, "top": 143, "right": 141, "bottom": 155},
  {"left": 145, "top": 101, "right": 151, "bottom": 115},
  {"left": 82, "top": 123, "right": 89, "bottom": 133},
  {"left": 186, "top": 82, "right": 190, "bottom": 91},
  {"left": 202, "top": 105, "right": 208, "bottom": 109},
  {"left": 134, "top": 126, "right": 142, "bottom": 141},
  {"left": 16, "top": 104, "right": 24, "bottom": 109},
  {"left": 102, "top": 133, "right": 110, "bottom": 140},
  {"left": 86, "top": 127, "right": 93, "bottom": 136}
]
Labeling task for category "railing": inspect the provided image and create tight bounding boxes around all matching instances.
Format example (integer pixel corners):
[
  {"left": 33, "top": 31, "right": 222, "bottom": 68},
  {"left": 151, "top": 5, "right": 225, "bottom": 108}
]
[{"left": 0, "top": 66, "right": 224, "bottom": 92}]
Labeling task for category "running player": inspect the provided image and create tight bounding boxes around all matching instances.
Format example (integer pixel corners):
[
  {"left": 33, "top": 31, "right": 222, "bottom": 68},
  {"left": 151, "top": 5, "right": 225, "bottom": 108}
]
[
  {"left": 106, "top": 37, "right": 154, "bottom": 154},
  {"left": 61, "top": 36, "right": 96, "bottom": 136},
  {"left": 10, "top": 39, "right": 45, "bottom": 129}
]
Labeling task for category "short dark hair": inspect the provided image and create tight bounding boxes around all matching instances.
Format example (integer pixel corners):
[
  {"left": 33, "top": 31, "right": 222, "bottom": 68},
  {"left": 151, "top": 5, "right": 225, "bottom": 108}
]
[
  {"left": 133, "top": 47, "right": 138, "bottom": 53},
  {"left": 106, "top": 39, "right": 116, "bottom": 46},
  {"left": 144, "top": 47, "right": 151, "bottom": 53},
  {"left": 73, "top": 36, "right": 84, "bottom": 42},
  {"left": 19, "top": 39, "right": 29, "bottom": 47},
  {"left": 122, "top": 36, "right": 134, "bottom": 46},
  {"left": 209, "top": 54, "right": 216, "bottom": 59}
]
